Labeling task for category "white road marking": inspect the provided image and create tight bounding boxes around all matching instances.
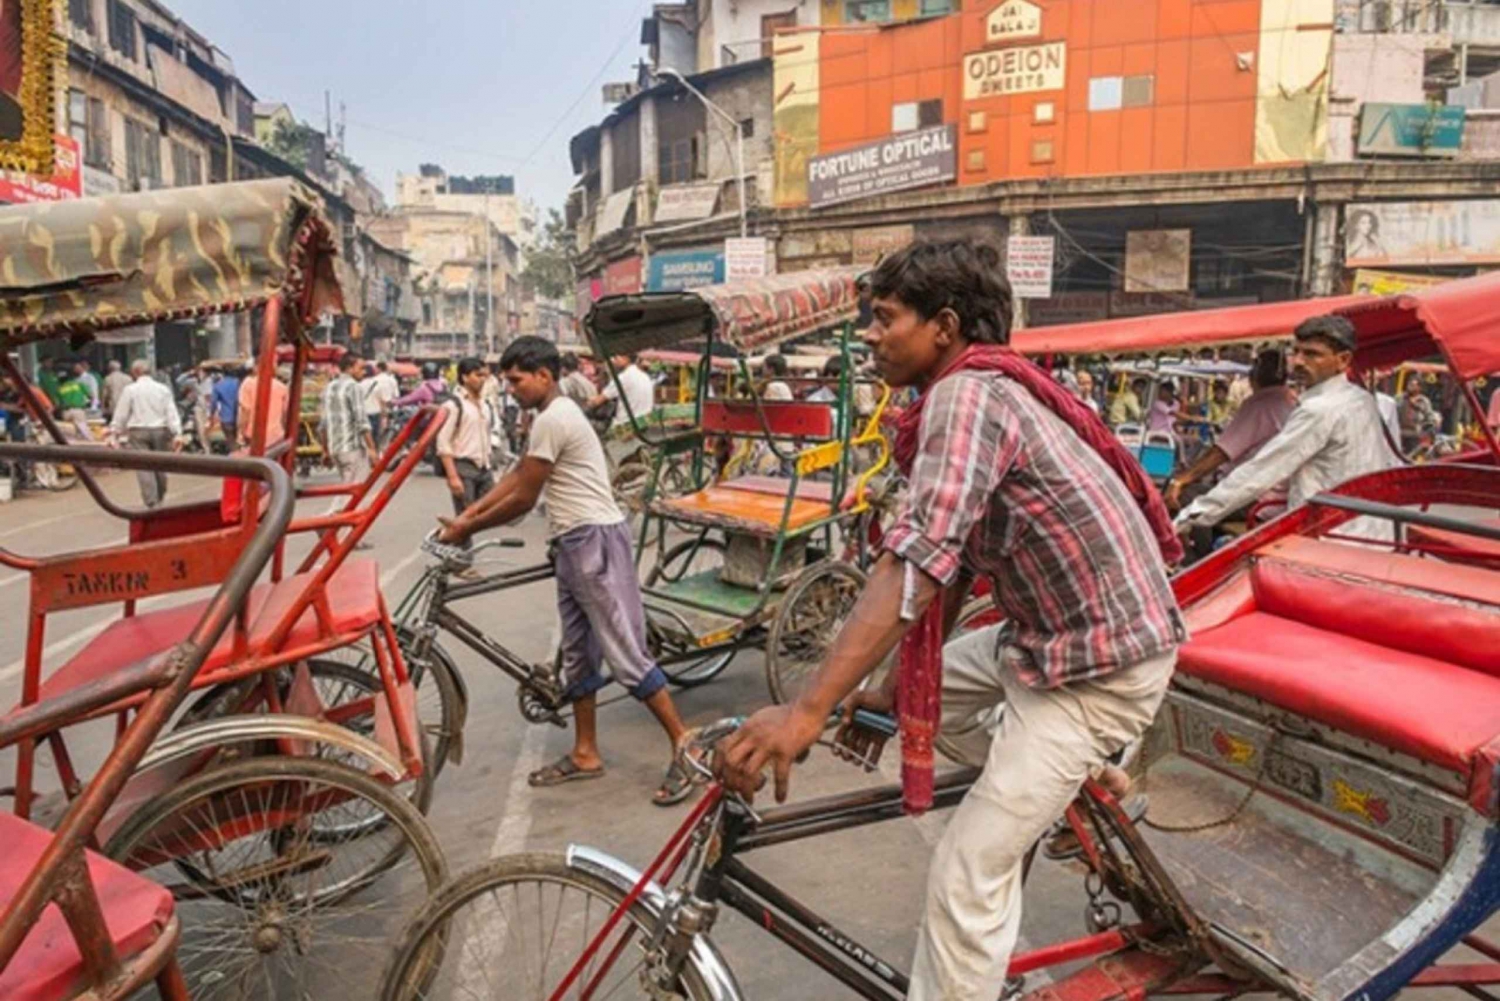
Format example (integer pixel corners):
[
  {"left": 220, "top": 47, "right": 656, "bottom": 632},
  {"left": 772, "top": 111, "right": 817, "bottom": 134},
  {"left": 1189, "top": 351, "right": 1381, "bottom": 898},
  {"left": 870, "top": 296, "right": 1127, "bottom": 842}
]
[
  {"left": 0, "top": 573, "right": 25, "bottom": 590},
  {"left": 0, "top": 512, "right": 72, "bottom": 540}
]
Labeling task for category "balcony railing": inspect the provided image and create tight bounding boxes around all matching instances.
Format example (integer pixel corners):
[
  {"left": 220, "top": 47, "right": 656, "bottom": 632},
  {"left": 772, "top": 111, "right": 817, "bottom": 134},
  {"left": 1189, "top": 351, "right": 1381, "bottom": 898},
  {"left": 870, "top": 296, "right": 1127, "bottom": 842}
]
[{"left": 1336, "top": 0, "right": 1500, "bottom": 42}]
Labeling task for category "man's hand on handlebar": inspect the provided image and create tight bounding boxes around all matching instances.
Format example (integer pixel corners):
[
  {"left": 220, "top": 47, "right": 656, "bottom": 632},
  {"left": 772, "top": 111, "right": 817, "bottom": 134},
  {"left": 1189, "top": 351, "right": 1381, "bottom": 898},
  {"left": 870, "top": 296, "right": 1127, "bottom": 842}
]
[
  {"left": 833, "top": 687, "right": 894, "bottom": 773},
  {"left": 436, "top": 515, "right": 470, "bottom": 546},
  {"left": 719, "top": 704, "right": 824, "bottom": 804}
]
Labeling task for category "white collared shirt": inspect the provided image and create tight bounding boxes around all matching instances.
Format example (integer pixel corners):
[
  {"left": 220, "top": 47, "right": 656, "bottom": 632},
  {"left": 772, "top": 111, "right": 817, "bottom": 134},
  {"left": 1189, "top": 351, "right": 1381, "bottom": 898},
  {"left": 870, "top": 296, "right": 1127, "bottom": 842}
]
[{"left": 110, "top": 375, "right": 182, "bottom": 436}]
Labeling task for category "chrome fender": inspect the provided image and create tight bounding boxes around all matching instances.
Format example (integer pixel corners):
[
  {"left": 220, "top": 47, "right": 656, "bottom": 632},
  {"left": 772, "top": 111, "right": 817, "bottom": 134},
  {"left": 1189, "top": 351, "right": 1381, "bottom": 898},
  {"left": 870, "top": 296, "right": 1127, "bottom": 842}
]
[
  {"left": 565, "top": 844, "right": 745, "bottom": 1001},
  {"left": 138, "top": 713, "right": 405, "bottom": 778}
]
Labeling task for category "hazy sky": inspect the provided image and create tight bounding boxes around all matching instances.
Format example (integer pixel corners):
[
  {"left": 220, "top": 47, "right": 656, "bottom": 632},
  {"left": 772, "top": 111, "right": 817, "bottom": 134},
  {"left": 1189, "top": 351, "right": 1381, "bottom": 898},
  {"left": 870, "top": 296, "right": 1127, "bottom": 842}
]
[{"left": 169, "top": 0, "right": 651, "bottom": 213}]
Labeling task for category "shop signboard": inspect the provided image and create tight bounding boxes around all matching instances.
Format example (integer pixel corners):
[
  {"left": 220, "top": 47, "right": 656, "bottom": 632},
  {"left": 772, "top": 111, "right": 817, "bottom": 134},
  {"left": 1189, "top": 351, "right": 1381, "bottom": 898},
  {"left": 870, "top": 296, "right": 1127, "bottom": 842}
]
[
  {"left": 1357, "top": 103, "right": 1465, "bottom": 158},
  {"left": 1027, "top": 291, "right": 1109, "bottom": 326},
  {"left": 986, "top": 0, "right": 1042, "bottom": 43},
  {"left": 602, "top": 256, "right": 644, "bottom": 296},
  {"left": 655, "top": 182, "right": 721, "bottom": 223},
  {"left": 1110, "top": 290, "right": 1195, "bottom": 317},
  {"left": 1124, "top": 229, "right": 1191, "bottom": 293},
  {"left": 725, "top": 237, "right": 770, "bottom": 280},
  {"left": 1350, "top": 269, "right": 1451, "bottom": 295},
  {"left": 0, "top": 135, "right": 81, "bottom": 204},
  {"left": 963, "top": 42, "right": 1066, "bottom": 100},
  {"left": 1346, "top": 200, "right": 1500, "bottom": 267},
  {"left": 1005, "top": 235, "right": 1055, "bottom": 299},
  {"left": 807, "top": 125, "right": 957, "bottom": 209},
  {"left": 647, "top": 249, "right": 725, "bottom": 291}
]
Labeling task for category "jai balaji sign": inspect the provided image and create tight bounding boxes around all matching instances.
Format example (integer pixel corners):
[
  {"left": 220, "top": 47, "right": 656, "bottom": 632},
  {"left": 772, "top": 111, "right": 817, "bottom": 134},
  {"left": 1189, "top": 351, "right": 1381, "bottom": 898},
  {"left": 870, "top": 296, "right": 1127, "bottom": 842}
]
[{"left": 986, "top": 0, "right": 1042, "bottom": 43}]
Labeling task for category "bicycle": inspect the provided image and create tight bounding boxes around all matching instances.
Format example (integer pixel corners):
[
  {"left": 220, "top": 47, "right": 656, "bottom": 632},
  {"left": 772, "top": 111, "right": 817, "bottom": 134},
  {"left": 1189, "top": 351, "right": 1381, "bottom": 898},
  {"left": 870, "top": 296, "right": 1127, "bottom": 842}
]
[{"left": 375, "top": 713, "right": 1197, "bottom": 1001}]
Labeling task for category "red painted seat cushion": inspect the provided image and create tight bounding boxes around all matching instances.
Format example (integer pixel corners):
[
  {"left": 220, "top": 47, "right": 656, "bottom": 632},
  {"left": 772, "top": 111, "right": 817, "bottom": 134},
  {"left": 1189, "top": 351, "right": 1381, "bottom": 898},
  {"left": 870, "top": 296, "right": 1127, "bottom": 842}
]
[
  {"left": 0, "top": 813, "right": 174, "bottom": 1001},
  {"left": 1177, "top": 611, "right": 1500, "bottom": 773},
  {"left": 31, "top": 560, "right": 384, "bottom": 705}
]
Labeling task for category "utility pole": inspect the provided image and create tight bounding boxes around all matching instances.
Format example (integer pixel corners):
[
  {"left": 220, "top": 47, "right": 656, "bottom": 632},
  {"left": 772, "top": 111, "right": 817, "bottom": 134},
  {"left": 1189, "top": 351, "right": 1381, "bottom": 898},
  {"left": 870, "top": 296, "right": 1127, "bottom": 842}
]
[{"left": 485, "top": 189, "right": 495, "bottom": 357}]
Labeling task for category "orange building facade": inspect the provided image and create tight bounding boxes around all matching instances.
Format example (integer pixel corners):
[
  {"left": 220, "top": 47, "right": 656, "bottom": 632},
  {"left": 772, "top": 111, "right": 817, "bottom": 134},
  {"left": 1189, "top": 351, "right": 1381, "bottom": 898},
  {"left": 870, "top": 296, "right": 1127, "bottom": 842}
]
[{"left": 775, "top": 0, "right": 1332, "bottom": 207}]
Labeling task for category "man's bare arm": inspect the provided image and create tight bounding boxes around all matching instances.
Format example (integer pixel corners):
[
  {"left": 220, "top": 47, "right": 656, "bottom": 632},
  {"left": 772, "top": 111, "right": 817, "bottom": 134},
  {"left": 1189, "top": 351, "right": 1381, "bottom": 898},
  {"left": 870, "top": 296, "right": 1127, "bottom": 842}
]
[{"left": 440, "top": 456, "right": 550, "bottom": 542}]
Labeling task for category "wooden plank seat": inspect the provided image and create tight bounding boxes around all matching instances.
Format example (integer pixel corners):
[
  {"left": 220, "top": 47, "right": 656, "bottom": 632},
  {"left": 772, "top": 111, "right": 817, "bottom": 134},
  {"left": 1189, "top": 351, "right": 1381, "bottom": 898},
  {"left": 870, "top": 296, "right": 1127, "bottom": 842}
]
[
  {"left": 1177, "top": 540, "right": 1500, "bottom": 781},
  {"left": 652, "top": 484, "right": 834, "bottom": 537},
  {"left": 28, "top": 560, "right": 385, "bottom": 709},
  {"left": 720, "top": 474, "right": 864, "bottom": 509},
  {"left": 0, "top": 813, "right": 175, "bottom": 1001}
]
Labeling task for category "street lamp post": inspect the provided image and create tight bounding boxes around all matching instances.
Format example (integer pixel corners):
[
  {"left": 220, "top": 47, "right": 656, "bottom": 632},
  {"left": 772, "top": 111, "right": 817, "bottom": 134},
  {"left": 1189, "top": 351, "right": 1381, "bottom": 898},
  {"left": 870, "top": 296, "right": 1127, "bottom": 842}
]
[{"left": 657, "top": 69, "right": 747, "bottom": 238}]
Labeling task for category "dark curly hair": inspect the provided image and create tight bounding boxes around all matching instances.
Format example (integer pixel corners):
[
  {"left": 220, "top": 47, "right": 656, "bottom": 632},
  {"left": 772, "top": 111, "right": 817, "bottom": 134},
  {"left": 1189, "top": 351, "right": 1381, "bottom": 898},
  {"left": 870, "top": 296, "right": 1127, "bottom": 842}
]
[{"left": 867, "top": 240, "right": 1014, "bottom": 345}]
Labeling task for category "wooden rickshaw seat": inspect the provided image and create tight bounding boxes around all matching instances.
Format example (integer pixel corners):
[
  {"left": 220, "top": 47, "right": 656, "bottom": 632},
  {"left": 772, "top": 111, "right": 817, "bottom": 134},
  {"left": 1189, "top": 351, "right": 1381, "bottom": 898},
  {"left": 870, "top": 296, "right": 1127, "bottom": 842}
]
[
  {"left": 31, "top": 560, "right": 385, "bottom": 705},
  {"left": 0, "top": 812, "right": 175, "bottom": 1001},
  {"left": 652, "top": 484, "right": 833, "bottom": 537}
]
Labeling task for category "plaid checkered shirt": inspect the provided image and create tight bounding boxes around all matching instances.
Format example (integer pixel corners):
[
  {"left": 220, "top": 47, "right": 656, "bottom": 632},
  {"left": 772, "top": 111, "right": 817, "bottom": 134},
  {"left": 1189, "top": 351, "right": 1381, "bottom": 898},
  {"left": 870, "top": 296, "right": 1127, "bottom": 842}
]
[
  {"left": 884, "top": 371, "right": 1185, "bottom": 689},
  {"left": 320, "top": 374, "right": 366, "bottom": 457}
]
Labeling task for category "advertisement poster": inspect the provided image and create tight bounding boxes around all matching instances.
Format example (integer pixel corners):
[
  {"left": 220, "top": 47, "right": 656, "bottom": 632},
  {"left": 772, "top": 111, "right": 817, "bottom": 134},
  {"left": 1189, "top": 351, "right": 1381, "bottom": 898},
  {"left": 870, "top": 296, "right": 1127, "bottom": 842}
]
[
  {"left": 1345, "top": 200, "right": 1500, "bottom": 267},
  {"left": 0, "top": 0, "right": 54, "bottom": 174},
  {"left": 1124, "top": 229, "right": 1191, "bottom": 293},
  {"left": 806, "top": 125, "right": 956, "bottom": 209},
  {"left": 647, "top": 249, "right": 725, "bottom": 291},
  {"left": 725, "top": 237, "right": 770, "bottom": 281},
  {"left": 602, "top": 256, "right": 643, "bottom": 296},
  {"left": 1350, "top": 269, "right": 1450, "bottom": 296},
  {"left": 0, "top": 134, "right": 81, "bottom": 204},
  {"left": 1005, "top": 235, "right": 1055, "bottom": 299}
]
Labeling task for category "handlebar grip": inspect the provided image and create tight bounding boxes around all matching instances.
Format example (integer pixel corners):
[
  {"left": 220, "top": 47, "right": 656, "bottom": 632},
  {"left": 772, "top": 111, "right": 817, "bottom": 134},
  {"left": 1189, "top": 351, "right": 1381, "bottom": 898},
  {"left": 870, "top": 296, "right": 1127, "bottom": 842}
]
[
  {"left": 499, "top": 539, "right": 525, "bottom": 548},
  {"left": 851, "top": 708, "right": 898, "bottom": 739}
]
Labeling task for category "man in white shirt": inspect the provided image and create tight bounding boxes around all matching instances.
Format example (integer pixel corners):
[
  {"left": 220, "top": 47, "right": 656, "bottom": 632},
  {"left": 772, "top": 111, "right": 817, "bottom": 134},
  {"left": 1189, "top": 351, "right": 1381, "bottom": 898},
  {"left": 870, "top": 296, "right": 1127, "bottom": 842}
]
[
  {"left": 110, "top": 359, "right": 183, "bottom": 507},
  {"left": 1176, "top": 315, "right": 1397, "bottom": 540},
  {"left": 559, "top": 353, "right": 596, "bottom": 406},
  {"left": 439, "top": 337, "right": 700, "bottom": 807},
  {"left": 437, "top": 358, "right": 496, "bottom": 556},
  {"left": 762, "top": 354, "right": 794, "bottom": 401},
  {"left": 589, "top": 354, "right": 655, "bottom": 429},
  {"left": 362, "top": 360, "right": 399, "bottom": 445}
]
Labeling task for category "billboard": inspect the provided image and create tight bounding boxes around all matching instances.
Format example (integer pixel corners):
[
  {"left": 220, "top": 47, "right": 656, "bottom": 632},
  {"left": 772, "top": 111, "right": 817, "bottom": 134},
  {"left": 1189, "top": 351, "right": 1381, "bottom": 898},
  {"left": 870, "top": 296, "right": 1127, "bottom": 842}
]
[
  {"left": 807, "top": 125, "right": 957, "bottom": 209},
  {"left": 0, "top": 134, "right": 81, "bottom": 204},
  {"left": 1357, "top": 104, "right": 1464, "bottom": 158},
  {"left": 655, "top": 183, "right": 720, "bottom": 223},
  {"left": 1006, "top": 235, "right": 1055, "bottom": 299},
  {"left": 647, "top": 249, "right": 725, "bottom": 292},
  {"left": 1345, "top": 200, "right": 1500, "bottom": 267}
]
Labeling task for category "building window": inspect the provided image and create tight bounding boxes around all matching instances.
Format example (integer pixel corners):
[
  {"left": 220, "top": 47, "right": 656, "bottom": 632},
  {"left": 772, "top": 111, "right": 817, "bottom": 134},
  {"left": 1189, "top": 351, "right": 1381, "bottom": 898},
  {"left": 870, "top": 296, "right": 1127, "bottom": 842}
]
[
  {"left": 892, "top": 99, "right": 942, "bottom": 133},
  {"left": 919, "top": 0, "right": 955, "bottom": 14},
  {"left": 845, "top": 0, "right": 891, "bottom": 22},
  {"left": 1122, "top": 75, "right": 1155, "bottom": 107},
  {"left": 967, "top": 110, "right": 987, "bottom": 134},
  {"left": 659, "top": 136, "right": 701, "bottom": 185},
  {"left": 71, "top": 94, "right": 111, "bottom": 169},
  {"left": 124, "top": 117, "right": 160, "bottom": 189},
  {"left": 68, "top": 0, "right": 92, "bottom": 32},
  {"left": 966, "top": 148, "right": 986, "bottom": 172},
  {"left": 740, "top": 117, "right": 755, "bottom": 139},
  {"left": 68, "top": 90, "right": 87, "bottom": 153},
  {"left": 1034, "top": 101, "right": 1055, "bottom": 124},
  {"left": 171, "top": 141, "right": 203, "bottom": 187},
  {"left": 1031, "top": 139, "right": 1054, "bottom": 163},
  {"left": 107, "top": 0, "right": 136, "bottom": 60},
  {"left": 1088, "top": 77, "right": 1123, "bottom": 111}
]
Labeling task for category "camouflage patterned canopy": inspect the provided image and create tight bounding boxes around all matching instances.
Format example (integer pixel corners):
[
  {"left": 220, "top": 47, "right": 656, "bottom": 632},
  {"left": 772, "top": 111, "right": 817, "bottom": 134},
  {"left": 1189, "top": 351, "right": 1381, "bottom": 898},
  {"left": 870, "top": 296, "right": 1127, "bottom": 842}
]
[
  {"left": 0, "top": 178, "right": 344, "bottom": 346},
  {"left": 588, "top": 267, "right": 864, "bottom": 358}
]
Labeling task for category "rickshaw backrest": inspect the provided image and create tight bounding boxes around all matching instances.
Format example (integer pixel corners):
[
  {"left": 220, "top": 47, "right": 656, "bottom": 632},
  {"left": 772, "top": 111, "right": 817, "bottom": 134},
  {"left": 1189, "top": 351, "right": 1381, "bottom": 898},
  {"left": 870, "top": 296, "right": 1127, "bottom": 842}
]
[
  {"left": 29, "top": 527, "right": 252, "bottom": 615},
  {"left": 1249, "top": 555, "right": 1500, "bottom": 678},
  {"left": 702, "top": 400, "right": 836, "bottom": 440}
]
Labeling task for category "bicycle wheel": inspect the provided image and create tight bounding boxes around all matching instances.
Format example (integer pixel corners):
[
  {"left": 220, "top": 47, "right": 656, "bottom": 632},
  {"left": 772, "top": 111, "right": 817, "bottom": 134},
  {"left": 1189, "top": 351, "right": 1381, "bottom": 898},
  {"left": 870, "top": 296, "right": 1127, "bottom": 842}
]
[
  {"left": 379, "top": 852, "right": 718, "bottom": 1001},
  {"left": 644, "top": 538, "right": 737, "bottom": 688},
  {"left": 106, "top": 756, "right": 447, "bottom": 1001},
  {"left": 765, "top": 561, "right": 867, "bottom": 704},
  {"left": 179, "top": 659, "right": 436, "bottom": 820}
]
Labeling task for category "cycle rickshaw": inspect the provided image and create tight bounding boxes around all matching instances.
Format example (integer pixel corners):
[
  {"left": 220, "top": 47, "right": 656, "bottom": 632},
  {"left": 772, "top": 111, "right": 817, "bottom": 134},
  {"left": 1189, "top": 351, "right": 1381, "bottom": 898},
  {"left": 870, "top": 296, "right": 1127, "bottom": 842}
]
[
  {"left": 381, "top": 272, "right": 1500, "bottom": 1001},
  {"left": 0, "top": 178, "right": 453, "bottom": 999}
]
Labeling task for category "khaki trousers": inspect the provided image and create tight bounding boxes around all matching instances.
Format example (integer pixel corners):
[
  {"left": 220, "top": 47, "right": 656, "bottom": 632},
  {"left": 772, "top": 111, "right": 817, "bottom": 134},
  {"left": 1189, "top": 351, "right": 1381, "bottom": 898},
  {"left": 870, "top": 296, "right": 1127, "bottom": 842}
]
[{"left": 908, "top": 625, "right": 1176, "bottom": 1001}]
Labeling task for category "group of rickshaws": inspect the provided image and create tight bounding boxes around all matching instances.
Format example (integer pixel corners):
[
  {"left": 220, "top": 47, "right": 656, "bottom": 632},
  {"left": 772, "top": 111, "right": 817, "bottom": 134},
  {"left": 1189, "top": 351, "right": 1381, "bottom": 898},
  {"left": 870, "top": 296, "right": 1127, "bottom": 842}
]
[{"left": 1, "top": 179, "right": 1499, "bottom": 1001}]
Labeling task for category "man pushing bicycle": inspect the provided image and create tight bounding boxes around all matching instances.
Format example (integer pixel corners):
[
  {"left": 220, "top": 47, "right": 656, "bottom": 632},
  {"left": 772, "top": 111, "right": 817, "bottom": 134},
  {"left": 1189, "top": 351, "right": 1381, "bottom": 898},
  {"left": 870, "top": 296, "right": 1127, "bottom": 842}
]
[{"left": 721, "top": 241, "right": 1186, "bottom": 1001}]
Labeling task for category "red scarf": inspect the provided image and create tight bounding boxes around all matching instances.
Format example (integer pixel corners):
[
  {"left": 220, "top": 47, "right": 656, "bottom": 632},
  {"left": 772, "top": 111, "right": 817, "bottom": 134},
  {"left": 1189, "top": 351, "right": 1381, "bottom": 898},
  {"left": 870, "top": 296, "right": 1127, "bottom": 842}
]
[{"left": 892, "top": 345, "right": 1183, "bottom": 815}]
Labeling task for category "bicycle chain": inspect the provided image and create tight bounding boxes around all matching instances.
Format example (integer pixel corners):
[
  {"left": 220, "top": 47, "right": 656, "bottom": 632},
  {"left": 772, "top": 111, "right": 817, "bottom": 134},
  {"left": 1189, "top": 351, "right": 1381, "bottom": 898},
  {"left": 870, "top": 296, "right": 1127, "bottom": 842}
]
[{"left": 1141, "top": 729, "right": 1282, "bottom": 834}]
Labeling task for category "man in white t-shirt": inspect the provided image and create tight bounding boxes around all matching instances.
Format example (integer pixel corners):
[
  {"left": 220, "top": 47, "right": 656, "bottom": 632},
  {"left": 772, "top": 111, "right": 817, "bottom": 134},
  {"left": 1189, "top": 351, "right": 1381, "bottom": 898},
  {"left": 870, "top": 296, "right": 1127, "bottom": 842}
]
[
  {"left": 362, "top": 360, "right": 400, "bottom": 444},
  {"left": 589, "top": 354, "right": 655, "bottom": 428},
  {"left": 438, "top": 337, "right": 701, "bottom": 806}
]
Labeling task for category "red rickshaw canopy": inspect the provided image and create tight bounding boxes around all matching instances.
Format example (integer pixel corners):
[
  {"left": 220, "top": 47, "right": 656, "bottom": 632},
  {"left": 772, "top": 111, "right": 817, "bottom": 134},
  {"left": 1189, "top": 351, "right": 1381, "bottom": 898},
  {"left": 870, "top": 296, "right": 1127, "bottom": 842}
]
[{"left": 1334, "top": 271, "right": 1500, "bottom": 380}]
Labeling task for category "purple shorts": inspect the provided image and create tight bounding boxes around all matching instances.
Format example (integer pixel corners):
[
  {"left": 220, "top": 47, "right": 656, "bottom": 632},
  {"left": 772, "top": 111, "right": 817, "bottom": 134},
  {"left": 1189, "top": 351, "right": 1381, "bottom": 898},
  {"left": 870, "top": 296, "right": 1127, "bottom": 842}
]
[{"left": 552, "top": 521, "right": 666, "bottom": 702}]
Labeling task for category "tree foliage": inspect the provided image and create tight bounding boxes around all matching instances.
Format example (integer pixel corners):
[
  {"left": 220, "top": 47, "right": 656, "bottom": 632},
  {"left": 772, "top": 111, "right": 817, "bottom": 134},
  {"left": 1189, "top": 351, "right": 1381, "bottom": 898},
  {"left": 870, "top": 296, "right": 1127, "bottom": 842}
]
[
  {"left": 264, "top": 118, "right": 321, "bottom": 172},
  {"left": 522, "top": 208, "right": 574, "bottom": 302}
]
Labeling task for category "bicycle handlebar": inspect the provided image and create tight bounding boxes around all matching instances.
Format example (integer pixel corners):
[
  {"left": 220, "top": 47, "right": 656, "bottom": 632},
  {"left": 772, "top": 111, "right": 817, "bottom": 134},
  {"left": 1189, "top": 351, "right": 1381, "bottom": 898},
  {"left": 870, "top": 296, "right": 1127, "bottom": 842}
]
[
  {"left": 681, "top": 709, "right": 899, "bottom": 784},
  {"left": 420, "top": 530, "right": 525, "bottom": 569}
]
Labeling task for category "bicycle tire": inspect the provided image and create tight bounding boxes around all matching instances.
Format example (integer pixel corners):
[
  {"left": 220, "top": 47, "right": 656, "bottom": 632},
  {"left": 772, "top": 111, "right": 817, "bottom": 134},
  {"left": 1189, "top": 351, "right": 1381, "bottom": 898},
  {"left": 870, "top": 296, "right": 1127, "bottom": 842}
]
[
  {"left": 765, "top": 561, "right": 867, "bottom": 704},
  {"left": 107, "top": 756, "right": 447, "bottom": 1001},
  {"left": 379, "top": 852, "right": 718, "bottom": 1001},
  {"left": 645, "top": 538, "right": 737, "bottom": 688}
]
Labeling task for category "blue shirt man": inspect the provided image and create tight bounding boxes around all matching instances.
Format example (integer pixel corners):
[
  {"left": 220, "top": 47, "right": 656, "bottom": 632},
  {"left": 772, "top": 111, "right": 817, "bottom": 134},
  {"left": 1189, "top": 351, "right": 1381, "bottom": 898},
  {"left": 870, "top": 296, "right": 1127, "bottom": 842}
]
[{"left": 210, "top": 372, "right": 241, "bottom": 433}]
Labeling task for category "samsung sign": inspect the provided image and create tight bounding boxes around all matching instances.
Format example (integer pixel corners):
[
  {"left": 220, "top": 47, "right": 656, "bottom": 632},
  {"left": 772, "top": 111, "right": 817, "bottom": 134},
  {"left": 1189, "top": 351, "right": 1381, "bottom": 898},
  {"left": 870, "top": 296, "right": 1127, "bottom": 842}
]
[
  {"left": 647, "top": 250, "right": 725, "bottom": 291},
  {"left": 806, "top": 125, "right": 957, "bottom": 209}
]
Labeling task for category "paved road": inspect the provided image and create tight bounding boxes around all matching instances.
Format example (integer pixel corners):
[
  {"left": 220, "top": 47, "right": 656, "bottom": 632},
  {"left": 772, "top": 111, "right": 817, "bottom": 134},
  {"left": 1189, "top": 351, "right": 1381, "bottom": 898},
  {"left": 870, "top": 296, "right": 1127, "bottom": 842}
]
[{"left": 0, "top": 466, "right": 1492, "bottom": 999}]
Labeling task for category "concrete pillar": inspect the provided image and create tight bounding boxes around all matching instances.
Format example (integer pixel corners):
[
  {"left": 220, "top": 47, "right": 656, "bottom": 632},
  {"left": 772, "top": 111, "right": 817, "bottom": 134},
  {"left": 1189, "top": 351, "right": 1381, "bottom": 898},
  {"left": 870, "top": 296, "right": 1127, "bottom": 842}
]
[
  {"left": 1007, "top": 214, "right": 1029, "bottom": 333},
  {"left": 1307, "top": 202, "right": 1342, "bottom": 297},
  {"left": 600, "top": 126, "right": 615, "bottom": 199},
  {"left": 640, "top": 96, "right": 659, "bottom": 191}
]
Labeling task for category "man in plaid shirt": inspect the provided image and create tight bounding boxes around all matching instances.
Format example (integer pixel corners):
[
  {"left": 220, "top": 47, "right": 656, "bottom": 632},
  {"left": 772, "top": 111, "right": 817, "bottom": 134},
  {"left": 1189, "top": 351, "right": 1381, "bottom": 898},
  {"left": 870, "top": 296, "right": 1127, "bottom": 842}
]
[
  {"left": 724, "top": 241, "right": 1183, "bottom": 1001},
  {"left": 320, "top": 354, "right": 377, "bottom": 538}
]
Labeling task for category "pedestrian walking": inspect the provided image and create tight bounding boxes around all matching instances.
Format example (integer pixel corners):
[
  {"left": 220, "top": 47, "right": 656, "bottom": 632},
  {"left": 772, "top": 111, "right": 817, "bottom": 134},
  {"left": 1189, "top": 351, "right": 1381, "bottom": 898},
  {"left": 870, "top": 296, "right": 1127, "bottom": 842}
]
[
  {"left": 110, "top": 359, "right": 182, "bottom": 507},
  {"left": 320, "top": 354, "right": 377, "bottom": 537},
  {"left": 437, "top": 358, "right": 496, "bottom": 557},
  {"left": 209, "top": 366, "right": 241, "bottom": 450},
  {"left": 237, "top": 367, "right": 290, "bottom": 449},
  {"left": 102, "top": 359, "right": 131, "bottom": 417}
]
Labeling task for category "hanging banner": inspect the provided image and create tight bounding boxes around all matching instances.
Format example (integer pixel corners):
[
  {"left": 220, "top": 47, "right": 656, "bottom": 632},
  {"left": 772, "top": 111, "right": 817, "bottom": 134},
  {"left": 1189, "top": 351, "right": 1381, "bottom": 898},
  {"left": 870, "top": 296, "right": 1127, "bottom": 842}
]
[
  {"left": 963, "top": 42, "right": 1066, "bottom": 100},
  {"left": 806, "top": 125, "right": 957, "bottom": 209},
  {"left": 0, "top": 0, "right": 58, "bottom": 174},
  {"left": 0, "top": 134, "right": 81, "bottom": 204},
  {"left": 1124, "top": 229, "right": 1191, "bottom": 293},
  {"left": 1005, "top": 235, "right": 1055, "bottom": 299}
]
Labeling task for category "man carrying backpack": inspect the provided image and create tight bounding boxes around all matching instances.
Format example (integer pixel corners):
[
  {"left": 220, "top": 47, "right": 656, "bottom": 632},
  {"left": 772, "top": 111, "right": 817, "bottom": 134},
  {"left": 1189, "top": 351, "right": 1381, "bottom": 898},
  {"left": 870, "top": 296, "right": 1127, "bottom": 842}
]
[{"left": 437, "top": 358, "right": 495, "bottom": 558}]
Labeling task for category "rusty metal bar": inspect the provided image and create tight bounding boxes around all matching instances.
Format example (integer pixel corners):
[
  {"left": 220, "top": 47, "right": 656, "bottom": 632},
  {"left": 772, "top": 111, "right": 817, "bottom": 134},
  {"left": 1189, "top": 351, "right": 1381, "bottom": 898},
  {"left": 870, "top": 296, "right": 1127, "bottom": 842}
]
[
  {"left": 0, "top": 656, "right": 176, "bottom": 751},
  {"left": 0, "top": 444, "right": 292, "bottom": 976}
]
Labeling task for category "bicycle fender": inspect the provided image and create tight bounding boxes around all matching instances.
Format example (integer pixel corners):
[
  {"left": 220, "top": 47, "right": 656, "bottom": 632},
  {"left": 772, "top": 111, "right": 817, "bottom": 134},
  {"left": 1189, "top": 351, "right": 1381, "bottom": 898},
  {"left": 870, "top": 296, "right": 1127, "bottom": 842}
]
[
  {"left": 137, "top": 714, "right": 405, "bottom": 779},
  {"left": 565, "top": 844, "right": 745, "bottom": 1001}
]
